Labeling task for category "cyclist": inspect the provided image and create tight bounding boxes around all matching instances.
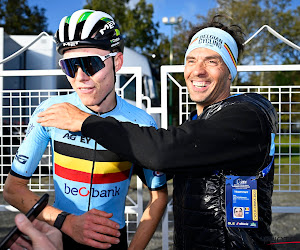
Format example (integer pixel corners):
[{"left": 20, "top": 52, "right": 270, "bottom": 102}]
[{"left": 4, "top": 9, "right": 167, "bottom": 250}]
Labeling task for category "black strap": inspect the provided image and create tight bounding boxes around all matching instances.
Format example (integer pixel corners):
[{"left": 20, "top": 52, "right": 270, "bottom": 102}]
[{"left": 54, "top": 211, "right": 70, "bottom": 230}]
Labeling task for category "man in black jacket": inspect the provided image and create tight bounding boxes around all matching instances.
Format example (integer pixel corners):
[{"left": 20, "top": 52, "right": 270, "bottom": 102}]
[{"left": 37, "top": 15, "right": 278, "bottom": 249}]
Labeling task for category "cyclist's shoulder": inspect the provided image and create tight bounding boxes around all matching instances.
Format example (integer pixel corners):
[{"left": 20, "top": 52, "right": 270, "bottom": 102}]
[
  {"left": 32, "top": 93, "right": 77, "bottom": 115},
  {"left": 46, "top": 92, "right": 77, "bottom": 105},
  {"left": 117, "top": 97, "right": 156, "bottom": 126}
]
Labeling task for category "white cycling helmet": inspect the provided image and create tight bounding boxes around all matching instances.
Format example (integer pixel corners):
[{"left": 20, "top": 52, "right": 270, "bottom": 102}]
[{"left": 55, "top": 9, "right": 124, "bottom": 55}]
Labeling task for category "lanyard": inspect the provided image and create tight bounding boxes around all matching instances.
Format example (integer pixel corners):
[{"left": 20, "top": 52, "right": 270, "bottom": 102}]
[
  {"left": 257, "top": 155, "right": 274, "bottom": 178},
  {"left": 258, "top": 133, "right": 276, "bottom": 178}
]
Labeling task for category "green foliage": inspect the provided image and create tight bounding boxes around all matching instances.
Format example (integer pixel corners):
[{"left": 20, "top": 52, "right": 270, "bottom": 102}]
[
  {"left": 84, "top": 0, "right": 159, "bottom": 53},
  {"left": 203, "top": 0, "right": 300, "bottom": 86},
  {"left": 0, "top": 0, "right": 49, "bottom": 35},
  {"left": 83, "top": 0, "right": 128, "bottom": 27},
  {"left": 83, "top": 0, "right": 300, "bottom": 89},
  {"left": 156, "top": 0, "right": 299, "bottom": 126}
]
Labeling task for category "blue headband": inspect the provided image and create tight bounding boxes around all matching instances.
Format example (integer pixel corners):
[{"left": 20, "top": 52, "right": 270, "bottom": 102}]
[{"left": 184, "top": 27, "right": 238, "bottom": 82}]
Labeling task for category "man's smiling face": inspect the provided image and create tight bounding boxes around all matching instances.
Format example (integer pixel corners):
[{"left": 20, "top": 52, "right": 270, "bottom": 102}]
[{"left": 184, "top": 47, "right": 232, "bottom": 113}]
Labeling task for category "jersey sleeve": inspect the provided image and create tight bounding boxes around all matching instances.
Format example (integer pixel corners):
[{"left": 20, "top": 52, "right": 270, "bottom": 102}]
[
  {"left": 134, "top": 164, "right": 167, "bottom": 190},
  {"left": 10, "top": 101, "right": 51, "bottom": 179}
]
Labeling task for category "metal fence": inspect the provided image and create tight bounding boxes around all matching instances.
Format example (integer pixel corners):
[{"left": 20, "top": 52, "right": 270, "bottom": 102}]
[
  {"left": 0, "top": 65, "right": 300, "bottom": 249},
  {"left": 0, "top": 67, "right": 146, "bottom": 243},
  {"left": 160, "top": 64, "right": 300, "bottom": 248},
  {"left": 160, "top": 65, "right": 300, "bottom": 193}
]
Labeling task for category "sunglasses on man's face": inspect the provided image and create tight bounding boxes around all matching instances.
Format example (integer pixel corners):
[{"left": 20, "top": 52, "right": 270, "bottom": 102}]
[{"left": 58, "top": 52, "right": 117, "bottom": 78}]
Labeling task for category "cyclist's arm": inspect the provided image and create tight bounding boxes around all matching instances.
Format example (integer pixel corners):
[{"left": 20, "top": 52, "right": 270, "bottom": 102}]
[
  {"left": 129, "top": 165, "right": 168, "bottom": 250},
  {"left": 3, "top": 102, "right": 64, "bottom": 225},
  {"left": 128, "top": 117, "right": 168, "bottom": 249},
  {"left": 129, "top": 186, "right": 168, "bottom": 250},
  {"left": 4, "top": 174, "right": 62, "bottom": 224},
  {"left": 4, "top": 175, "right": 121, "bottom": 248},
  {"left": 4, "top": 101, "right": 121, "bottom": 248}
]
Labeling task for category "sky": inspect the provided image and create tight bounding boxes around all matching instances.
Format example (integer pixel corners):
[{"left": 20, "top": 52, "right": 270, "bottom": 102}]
[
  {"left": 27, "top": 0, "right": 298, "bottom": 38},
  {"left": 27, "top": 0, "right": 217, "bottom": 36}
]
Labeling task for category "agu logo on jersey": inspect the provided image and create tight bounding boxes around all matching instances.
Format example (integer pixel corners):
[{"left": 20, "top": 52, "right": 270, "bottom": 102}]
[
  {"left": 153, "top": 171, "right": 164, "bottom": 177},
  {"left": 15, "top": 152, "right": 29, "bottom": 164}
]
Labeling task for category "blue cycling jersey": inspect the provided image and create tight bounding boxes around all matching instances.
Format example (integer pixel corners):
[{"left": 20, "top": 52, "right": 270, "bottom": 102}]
[{"left": 11, "top": 93, "right": 166, "bottom": 228}]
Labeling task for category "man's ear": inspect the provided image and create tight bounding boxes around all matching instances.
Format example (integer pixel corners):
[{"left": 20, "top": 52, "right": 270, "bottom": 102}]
[
  {"left": 114, "top": 52, "right": 123, "bottom": 72},
  {"left": 228, "top": 73, "right": 232, "bottom": 81}
]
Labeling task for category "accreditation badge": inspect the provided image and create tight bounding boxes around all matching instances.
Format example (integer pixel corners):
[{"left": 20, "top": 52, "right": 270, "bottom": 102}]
[{"left": 225, "top": 175, "right": 258, "bottom": 228}]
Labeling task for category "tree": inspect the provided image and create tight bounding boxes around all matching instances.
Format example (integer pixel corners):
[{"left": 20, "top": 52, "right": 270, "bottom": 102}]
[
  {"left": 157, "top": 0, "right": 299, "bottom": 126},
  {"left": 197, "top": 0, "right": 300, "bottom": 131},
  {"left": 0, "top": 0, "right": 49, "bottom": 35},
  {"left": 84, "top": 0, "right": 159, "bottom": 54},
  {"left": 201, "top": 0, "right": 300, "bottom": 86}
]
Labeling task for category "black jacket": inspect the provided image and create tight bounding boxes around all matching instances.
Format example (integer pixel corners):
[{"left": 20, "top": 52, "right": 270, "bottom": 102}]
[{"left": 82, "top": 93, "right": 278, "bottom": 249}]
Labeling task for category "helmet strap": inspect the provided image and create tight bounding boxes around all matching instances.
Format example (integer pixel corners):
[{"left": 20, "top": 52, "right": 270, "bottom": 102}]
[{"left": 112, "top": 56, "right": 116, "bottom": 84}]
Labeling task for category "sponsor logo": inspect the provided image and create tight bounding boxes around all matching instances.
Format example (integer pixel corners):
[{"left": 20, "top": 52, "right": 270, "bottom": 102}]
[
  {"left": 232, "top": 178, "right": 250, "bottom": 188},
  {"left": 198, "top": 34, "right": 223, "bottom": 49},
  {"left": 63, "top": 41, "right": 79, "bottom": 47},
  {"left": 153, "top": 171, "right": 164, "bottom": 177},
  {"left": 62, "top": 133, "right": 92, "bottom": 144},
  {"left": 99, "top": 21, "right": 115, "bottom": 35},
  {"left": 236, "top": 179, "right": 247, "bottom": 185},
  {"left": 236, "top": 222, "right": 248, "bottom": 226},
  {"left": 250, "top": 222, "right": 257, "bottom": 227},
  {"left": 111, "top": 42, "right": 119, "bottom": 47},
  {"left": 25, "top": 123, "right": 34, "bottom": 137},
  {"left": 15, "top": 152, "right": 29, "bottom": 164},
  {"left": 110, "top": 38, "right": 120, "bottom": 43},
  {"left": 64, "top": 183, "right": 120, "bottom": 198},
  {"left": 252, "top": 189, "right": 258, "bottom": 221}
]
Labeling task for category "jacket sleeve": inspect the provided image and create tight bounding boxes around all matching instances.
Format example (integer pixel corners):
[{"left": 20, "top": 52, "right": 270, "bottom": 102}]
[{"left": 81, "top": 103, "right": 270, "bottom": 176}]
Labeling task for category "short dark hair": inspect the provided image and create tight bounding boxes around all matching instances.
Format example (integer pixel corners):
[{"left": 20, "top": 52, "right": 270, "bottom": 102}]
[{"left": 188, "top": 14, "right": 245, "bottom": 59}]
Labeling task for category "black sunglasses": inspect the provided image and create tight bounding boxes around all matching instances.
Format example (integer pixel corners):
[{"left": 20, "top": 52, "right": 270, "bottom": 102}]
[{"left": 58, "top": 53, "right": 117, "bottom": 78}]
